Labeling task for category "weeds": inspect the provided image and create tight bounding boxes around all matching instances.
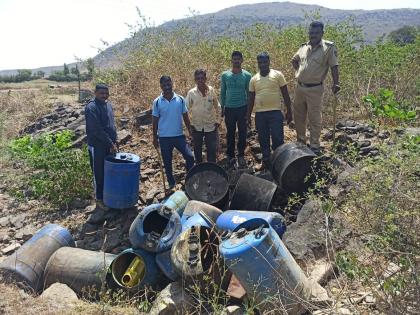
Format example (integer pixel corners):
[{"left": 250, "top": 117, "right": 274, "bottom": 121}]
[{"left": 8, "top": 130, "right": 92, "bottom": 208}]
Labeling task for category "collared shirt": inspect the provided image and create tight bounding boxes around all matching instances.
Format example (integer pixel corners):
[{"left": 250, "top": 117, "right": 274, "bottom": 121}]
[
  {"left": 85, "top": 98, "right": 117, "bottom": 148},
  {"left": 185, "top": 85, "right": 221, "bottom": 132},
  {"left": 293, "top": 39, "right": 338, "bottom": 84},
  {"left": 152, "top": 93, "right": 187, "bottom": 137},
  {"left": 220, "top": 70, "right": 252, "bottom": 108},
  {"left": 249, "top": 69, "right": 287, "bottom": 112}
]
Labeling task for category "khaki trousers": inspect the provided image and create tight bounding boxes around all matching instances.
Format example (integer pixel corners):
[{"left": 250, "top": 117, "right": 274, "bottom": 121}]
[{"left": 293, "top": 83, "right": 324, "bottom": 148}]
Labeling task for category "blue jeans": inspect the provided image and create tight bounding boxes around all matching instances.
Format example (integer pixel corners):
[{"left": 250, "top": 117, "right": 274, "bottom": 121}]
[
  {"left": 159, "top": 135, "right": 195, "bottom": 186},
  {"left": 255, "top": 110, "right": 284, "bottom": 160}
]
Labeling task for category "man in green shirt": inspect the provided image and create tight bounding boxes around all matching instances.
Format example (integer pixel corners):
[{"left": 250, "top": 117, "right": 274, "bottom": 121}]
[{"left": 220, "top": 51, "right": 252, "bottom": 168}]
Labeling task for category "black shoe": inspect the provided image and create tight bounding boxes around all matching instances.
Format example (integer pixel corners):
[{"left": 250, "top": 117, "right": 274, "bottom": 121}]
[{"left": 238, "top": 156, "right": 247, "bottom": 168}]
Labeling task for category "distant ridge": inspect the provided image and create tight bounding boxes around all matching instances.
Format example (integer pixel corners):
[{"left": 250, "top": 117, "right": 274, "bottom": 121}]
[{"left": 2, "top": 2, "right": 419, "bottom": 75}]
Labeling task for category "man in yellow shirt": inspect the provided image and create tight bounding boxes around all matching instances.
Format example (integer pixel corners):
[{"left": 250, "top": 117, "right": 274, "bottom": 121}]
[
  {"left": 185, "top": 69, "right": 221, "bottom": 163},
  {"left": 247, "top": 52, "right": 293, "bottom": 169}
]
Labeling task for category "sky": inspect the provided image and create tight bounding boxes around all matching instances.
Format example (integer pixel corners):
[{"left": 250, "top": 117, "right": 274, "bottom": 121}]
[{"left": 0, "top": 0, "right": 419, "bottom": 71}]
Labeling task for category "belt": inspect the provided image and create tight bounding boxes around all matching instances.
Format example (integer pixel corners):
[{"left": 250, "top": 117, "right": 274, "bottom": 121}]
[{"left": 298, "top": 81, "right": 322, "bottom": 88}]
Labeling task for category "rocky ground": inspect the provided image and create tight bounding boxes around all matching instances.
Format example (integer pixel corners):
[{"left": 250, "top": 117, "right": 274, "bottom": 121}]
[{"left": 0, "top": 100, "right": 407, "bottom": 314}]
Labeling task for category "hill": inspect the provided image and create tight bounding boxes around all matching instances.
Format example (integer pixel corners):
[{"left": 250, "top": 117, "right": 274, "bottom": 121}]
[{"left": 1, "top": 1, "right": 419, "bottom": 74}]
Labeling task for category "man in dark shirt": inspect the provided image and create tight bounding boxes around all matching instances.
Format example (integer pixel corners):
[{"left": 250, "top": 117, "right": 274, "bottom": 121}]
[{"left": 85, "top": 84, "right": 117, "bottom": 208}]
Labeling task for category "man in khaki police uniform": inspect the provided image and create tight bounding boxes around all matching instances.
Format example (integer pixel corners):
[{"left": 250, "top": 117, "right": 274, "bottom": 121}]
[{"left": 291, "top": 21, "right": 340, "bottom": 153}]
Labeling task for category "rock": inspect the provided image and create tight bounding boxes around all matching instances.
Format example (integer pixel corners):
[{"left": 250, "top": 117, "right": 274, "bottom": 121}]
[
  {"left": 221, "top": 305, "right": 244, "bottom": 315},
  {"left": 308, "top": 259, "right": 334, "bottom": 286},
  {"left": 135, "top": 109, "right": 152, "bottom": 127},
  {"left": 102, "top": 229, "right": 122, "bottom": 252},
  {"left": 119, "top": 118, "right": 130, "bottom": 128},
  {"left": 9, "top": 213, "right": 28, "bottom": 229},
  {"left": 0, "top": 217, "right": 10, "bottom": 227},
  {"left": 378, "top": 131, "right": 390, "bottom": 139},
  {"left": 364, "top": 294, "right": 376, "bottom": 304},
  {"left": 145, "top": 189, "right": 160, "bottom": 203},
  {"left": 117, "top": 129, "right": 132, "bottom": 145},
  {"left": 0, "top": 231, "right": 10, "bottom": 243},
  {"left": 87, "top": 209, "right": 106, "bottom": 224},
  {"left": 149, "top": 282, "right": 194, "bottom": 315},
  {"left": 283, "top": 199, "right": 326, "bottom": 261},
  {"left": 227, "top": 275, "right": 247, "bottom": 300},
  {"left": 337, "top": 308, "right": 352, "bottom": 314},
  {"left": 1, "top": 243, "right": 21, "bottom": 255},
  {"left": 14, "top": 225, "right": 37, "bottom": 241},
  {"left": 40, "top": 283, "right": 79, "bottom": 308}
]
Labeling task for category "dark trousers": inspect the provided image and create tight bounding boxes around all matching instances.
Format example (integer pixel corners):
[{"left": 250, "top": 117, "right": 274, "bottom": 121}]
[
  {"left": 88, "top": 145, "right": 110, "bottom": 200},
  {"left": 224, "top": 105, "right": 247, "bottom": 158},
  {"left": 191, "top": 128, "right": 218, "bottom": 163},
  {"left": 159, "top": 135, "right": 195, "bottom": 187},
  {"left": 255, "top": 110, "right": 284, "bottom": 160}
]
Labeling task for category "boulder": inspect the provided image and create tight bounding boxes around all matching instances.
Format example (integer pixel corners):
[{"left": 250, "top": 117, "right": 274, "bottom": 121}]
[
  {"left": 149, "top": 282, "right": 194, "bottom": 315},
  {"left": 40, "top": 283, "right": 79, "bottom": 309}
]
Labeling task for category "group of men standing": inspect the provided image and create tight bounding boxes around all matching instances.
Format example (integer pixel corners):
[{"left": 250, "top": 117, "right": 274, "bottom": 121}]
[{"left": 86, "top": 21, "right": 340, "bottom": 206}]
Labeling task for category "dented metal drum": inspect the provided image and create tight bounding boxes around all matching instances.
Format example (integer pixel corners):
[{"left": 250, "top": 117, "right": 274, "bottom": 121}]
[{"left": 181, "top": 200, "right": 223, "bottom": 225}]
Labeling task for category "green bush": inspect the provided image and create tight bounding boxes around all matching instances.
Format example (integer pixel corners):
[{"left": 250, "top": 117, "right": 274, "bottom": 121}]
[
  {"left": 363, "top": 88, "right": 417, "bottom": 123},
  {"left": 9, "top": 130, "right": 92, "bottom": 207}
]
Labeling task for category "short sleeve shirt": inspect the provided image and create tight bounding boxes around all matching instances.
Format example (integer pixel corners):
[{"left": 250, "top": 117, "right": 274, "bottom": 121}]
[
  {"left": 249, "top": 69, "right": 287, "bottom": 112},
  {"left": 293, "top": 39, "right": 338, "bottom": 83},
  {"left": 185, "top": 86, "right": 221, "bottom": 132},
  {"left": 152, "top": 93, "right": 187, "bottom": 137}
]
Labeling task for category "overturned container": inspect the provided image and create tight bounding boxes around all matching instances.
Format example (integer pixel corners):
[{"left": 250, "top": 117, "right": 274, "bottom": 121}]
[
  {"left": 111, "top": 248, "right": 162, "bottom": 292},
  {"left": 229, "top": 173, "right": 277, "bottom": 212},
  {"left": 185, "top": 163, "right": 229, "bottom": 209},
  {"left": 129, "top": 204, "right": 182, "bottom": 253},
  {"left": 270, "top": 142, "right": 316, "bottom": 194},
  {"left": 44, "top": 247, "right": 116, "bottom": 297},
  {"left": 220, "top": 218, "right": 312, "bottom": 314},
  {"left": 161, "top": 190, "right": 189, "bottom": 215},
  {"left": 181, "top": 200, "right": 223, "bottom": 225},
  {"left": 171, "top": 225, "right": 232, "bottom": 296},
  {"left": 0, "top": 224, "right": 74, "bottom": 292},
  {"left": 104, "top": 152, "right": 141, "bottom": 209},
  {"left": 216, "top": 210, "right": 286, "bottom": 238}
]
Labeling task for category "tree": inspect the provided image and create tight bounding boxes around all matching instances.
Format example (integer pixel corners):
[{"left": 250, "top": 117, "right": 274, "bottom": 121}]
[
  {"left": 388, "top": 26, "right": 418, "bottom": 45},
  {"left": 37, "top": 70, "right": 45, "bottom": 78},
  {"left": 85, "top": 58, "right": 95, "bottom": 80},
  {"left": 63, "top": 63, "right": 70, "bottom": 76},
  {"left": 70, "top": 67, "right": 79, "bottom": 75},
  {"left": 16, "top": 69, "right": 32, "bottom": 82}
]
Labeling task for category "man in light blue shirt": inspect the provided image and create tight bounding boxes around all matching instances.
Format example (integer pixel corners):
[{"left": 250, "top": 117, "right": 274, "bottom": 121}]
[{"left": 152, "top": 75, "right": 194, "bottom": 189}]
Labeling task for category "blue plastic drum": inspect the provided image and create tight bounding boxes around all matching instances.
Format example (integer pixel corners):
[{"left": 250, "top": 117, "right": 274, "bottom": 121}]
[{"left": 104, "top": 152, "right": 140, "bottom": 209}]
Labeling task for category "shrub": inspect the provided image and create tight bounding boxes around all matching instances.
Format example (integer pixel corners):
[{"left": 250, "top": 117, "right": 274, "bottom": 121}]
[{"left": 9, "top": 130, "right": 92, "bottom": 207}]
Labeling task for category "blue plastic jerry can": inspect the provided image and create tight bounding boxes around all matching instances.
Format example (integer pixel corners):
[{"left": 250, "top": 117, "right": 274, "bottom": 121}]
[
  {"left": 219, "top": 218, "right": 312, "bottom": 314},
  {"left": 129, "top": 204, "right": 182, "bottom": 253},
  {"left": 216, "top": 210, "right": 286, "bottom": 238}
]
